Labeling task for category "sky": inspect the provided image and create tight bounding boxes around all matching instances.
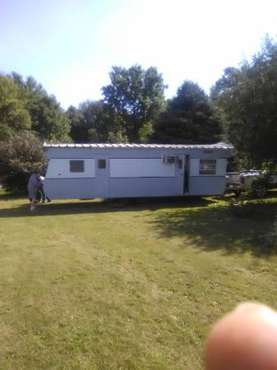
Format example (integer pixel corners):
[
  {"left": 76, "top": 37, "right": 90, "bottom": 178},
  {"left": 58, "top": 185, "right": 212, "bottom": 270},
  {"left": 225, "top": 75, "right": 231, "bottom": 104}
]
[{"left": 1, "top": 0, "right": 277, "bottom": 108}]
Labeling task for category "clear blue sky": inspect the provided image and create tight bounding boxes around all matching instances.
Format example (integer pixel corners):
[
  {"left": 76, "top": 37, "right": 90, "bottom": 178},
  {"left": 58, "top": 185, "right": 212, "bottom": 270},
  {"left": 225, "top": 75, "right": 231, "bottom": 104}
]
[{"left": 1, "top": 0, "right": 276, "bottom": 108}]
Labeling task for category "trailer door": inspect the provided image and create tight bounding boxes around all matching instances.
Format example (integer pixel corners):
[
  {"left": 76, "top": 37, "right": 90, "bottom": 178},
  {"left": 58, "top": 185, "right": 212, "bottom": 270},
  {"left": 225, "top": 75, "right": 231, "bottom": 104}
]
[
  {"left": 182, "top": 155, "right": 190, "bottom": 194},
  {"left": 95, "top": 158, "right": 109, "bottom": 197}
]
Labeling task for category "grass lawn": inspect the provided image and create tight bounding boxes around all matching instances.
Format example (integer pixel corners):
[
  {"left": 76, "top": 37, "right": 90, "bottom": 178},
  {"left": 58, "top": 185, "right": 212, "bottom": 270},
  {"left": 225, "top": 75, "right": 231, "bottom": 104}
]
[{"left": 0, "top": 191, "right": 277, "bottom": 369}]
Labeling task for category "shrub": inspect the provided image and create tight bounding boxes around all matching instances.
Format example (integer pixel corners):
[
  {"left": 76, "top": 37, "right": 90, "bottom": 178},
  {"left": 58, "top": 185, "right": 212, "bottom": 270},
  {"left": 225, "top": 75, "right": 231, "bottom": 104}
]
[
  {"left": 0, "top": 131, "right": 46, "bottom": 193},
  {"left": 250, "top": 174, "right": 272, "bottom": 198}
]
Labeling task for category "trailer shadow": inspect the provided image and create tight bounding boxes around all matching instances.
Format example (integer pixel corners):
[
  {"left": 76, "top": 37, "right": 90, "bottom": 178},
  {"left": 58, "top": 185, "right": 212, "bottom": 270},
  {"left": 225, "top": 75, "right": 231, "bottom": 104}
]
[
  {"left": 0, "top": 196, "right": 215, "bottom": 218},
  {"left": 152, "top": 201, "right": 277, "bottom": 257}
]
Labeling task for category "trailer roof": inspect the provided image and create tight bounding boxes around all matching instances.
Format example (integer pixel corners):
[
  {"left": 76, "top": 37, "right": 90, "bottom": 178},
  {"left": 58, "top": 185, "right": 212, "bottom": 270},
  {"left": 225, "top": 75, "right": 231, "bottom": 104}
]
[{"left": 44, "top": 142, "right": 233, "bottom": 150}]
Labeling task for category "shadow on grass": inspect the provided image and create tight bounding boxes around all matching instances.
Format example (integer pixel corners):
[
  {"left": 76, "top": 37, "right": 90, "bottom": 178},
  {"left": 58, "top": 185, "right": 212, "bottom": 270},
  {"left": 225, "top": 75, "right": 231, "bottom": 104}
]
[
  {"left": 1, "top": 192, "right": 277, "bottom": 257},
  {"left": 0, "top": 192, "right": 24, "bottom": 201},
  {"left": 152, "top": 201, "right": 277, "bottom": 257},
  {"left": 0, "top": 196, "right": 214, "bottom": 218}
]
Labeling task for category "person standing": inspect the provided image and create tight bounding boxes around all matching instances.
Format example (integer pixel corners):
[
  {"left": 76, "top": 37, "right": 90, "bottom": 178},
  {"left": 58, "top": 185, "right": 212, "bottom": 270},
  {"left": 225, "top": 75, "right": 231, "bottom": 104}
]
[
  {"left": 27, "top": 172, "right": 40, "bottom": 211},
  {"left": 38, "top": 175, "right": 51, "bottom": 203}
]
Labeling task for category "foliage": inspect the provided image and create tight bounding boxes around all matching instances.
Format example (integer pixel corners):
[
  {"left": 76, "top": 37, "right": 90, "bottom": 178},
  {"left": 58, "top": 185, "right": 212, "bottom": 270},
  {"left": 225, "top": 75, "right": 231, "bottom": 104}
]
[
  {"left": 0, "top": 131, "right": 46, "bottom": 192},
  {"left": 152, "top": 81, "right": 222, "bottom": 143},
  {"left": 67, "top": 101, "right": 123, "bottom": 143},
  {"left": 10, "top": 73, "right": 71, "bottom": 142},
  {"left": 66, "top": 105, "right": 87, "bottom": 142},
  {"left": 102, "top": 65, "right": 166, "bottom": 142},
  {"left": 250, "top": 174, "right": 272, "bottom": 198},
  {"left": 260, "top": 161, "right": 277, "bottom": 174},
  {"left": 0, "top": 75, "right": 31, "bottom": 140},
  {"left": 211, "top": 37, "right": 277, "bottom": 166}
]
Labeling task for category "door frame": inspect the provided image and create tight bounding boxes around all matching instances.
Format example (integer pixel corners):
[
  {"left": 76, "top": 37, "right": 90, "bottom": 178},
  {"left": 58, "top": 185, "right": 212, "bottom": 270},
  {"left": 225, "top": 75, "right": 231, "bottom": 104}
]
[{"left": 182, "top": 154, "right": 190, "bottom": 194}]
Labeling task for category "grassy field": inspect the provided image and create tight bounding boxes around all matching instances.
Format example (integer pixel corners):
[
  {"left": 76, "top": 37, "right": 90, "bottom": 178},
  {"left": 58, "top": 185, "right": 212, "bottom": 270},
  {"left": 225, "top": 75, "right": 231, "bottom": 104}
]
[{"left": 0, "top": 191, "right": 277, "bottom": 369}]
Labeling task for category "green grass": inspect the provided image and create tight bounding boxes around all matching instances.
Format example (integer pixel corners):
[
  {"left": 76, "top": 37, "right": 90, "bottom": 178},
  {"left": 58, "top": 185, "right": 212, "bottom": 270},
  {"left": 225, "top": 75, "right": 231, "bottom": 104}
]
[{"left": 0, "top": 191, "right": 277, "bottom": 369}]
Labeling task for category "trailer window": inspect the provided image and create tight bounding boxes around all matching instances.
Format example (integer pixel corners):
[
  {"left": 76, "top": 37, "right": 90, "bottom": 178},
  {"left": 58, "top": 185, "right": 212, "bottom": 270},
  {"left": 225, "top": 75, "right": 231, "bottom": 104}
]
[
  {"left": 98, "top": 159, "right": 106, "bottom": 169},
  {"left": 70, "top": 160, "right": 84, "bottom": 173},
  {"left": 199, "top": 160, "right": 216, "bottom": 175}
]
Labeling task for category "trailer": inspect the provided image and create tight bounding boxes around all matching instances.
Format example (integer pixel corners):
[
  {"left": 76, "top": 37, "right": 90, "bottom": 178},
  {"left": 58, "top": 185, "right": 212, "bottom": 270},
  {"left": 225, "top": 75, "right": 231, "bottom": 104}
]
[{"left": 43, "top": 143, "right": 233, "bottom": 200}]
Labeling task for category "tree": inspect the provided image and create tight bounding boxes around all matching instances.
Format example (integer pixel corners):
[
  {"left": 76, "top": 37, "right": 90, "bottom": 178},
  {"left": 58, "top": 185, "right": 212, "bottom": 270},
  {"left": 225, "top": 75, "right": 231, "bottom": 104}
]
[
  {"left": 0, "top": 75, "right": 31, "bottom": 140},
  {"left": 67, "top": 105, "right": 87, "bottom": 142},
  {"left": 211, "top": 37, "right": 277, "bottom": 166},
  {"left": 79, "top": 101, "right": 113, "bottom": 143},
  {"left": 67, "top": 101, "right": 121, "bottom": 143},
  {"left": 10, "top": 74, "right": 71, "bottom": 142},
  {"left": 0, "top": 131, "right": 46, "bottom": 192},
  {"left": 152, "top": 81, "right": 222, "bottom": 144},
  {"left": 28, "top": 93, "right": 70, "bottom": 142},
  {"left": 102, "top": 65, "right": 166, "bottom": 142}
]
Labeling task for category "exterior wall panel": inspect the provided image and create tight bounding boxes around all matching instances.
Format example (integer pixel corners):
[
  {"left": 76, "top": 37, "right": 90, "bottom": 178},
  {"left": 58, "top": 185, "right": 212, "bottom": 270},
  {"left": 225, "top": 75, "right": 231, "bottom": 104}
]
[
  {"left": 108, "top": 178, "right": 179, "bottom": 198},
  {"left": 190, "top": 159, "right": 199, "bottom": 176},
  {"left": 216, "top": 159, "right": 227, "bottom": 176},
  {"left": 189, "top": 177, "right": 226, "bottom": 195},
  {"left": 110, "top": 158, "right": 175, "bottom": 178},
  {"left": 44, "top": 179, "right": 98, "bottom": 199},
  {"left": 47, "top": 159, "right": 95, "bottom": 178}
]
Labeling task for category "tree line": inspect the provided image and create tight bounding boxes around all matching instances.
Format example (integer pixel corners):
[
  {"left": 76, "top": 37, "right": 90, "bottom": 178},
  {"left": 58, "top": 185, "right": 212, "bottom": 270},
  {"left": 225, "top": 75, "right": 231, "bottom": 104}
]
[{"left": 0, "top": 37, "right": 276, "bottom": 190}]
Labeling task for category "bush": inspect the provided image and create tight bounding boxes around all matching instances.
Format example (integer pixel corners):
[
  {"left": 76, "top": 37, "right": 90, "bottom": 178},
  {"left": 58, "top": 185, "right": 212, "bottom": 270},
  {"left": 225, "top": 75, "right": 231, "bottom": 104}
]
[
  {"left": 0, "top": 131, "right": 46, "bottom": 193},
  {"left": 250, "top": 174, "right": 272, "bottom": 198}
]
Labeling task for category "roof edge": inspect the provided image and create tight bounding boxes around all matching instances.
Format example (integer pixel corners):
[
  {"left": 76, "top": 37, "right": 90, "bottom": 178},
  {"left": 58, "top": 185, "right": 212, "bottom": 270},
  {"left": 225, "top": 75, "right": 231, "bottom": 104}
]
[{"left": 43, "top": 142, "right": 234, "bottom": 150}]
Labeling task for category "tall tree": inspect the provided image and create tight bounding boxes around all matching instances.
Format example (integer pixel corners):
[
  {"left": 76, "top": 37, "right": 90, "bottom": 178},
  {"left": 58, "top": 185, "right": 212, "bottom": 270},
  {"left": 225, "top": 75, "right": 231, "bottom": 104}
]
[
  {"left": 10, "top": 74, "right": 70, "bottom": 142},
  {"left": 152, "top": 81, "right": 222, "bottom": 144},
  {"left": 67, "top": 101, "right": 122, "bottom": 143},
  {"left": 211, "top": 37, "right": 277, "bottom": 166},
  {"left": 67, "top": 105, "right": 87, "bottom": 143},
  {"left": 0, "top": 75, "right": 31, "bottom": 140},
  {"left": 102, "top": 65, "right": 166, "bottom": 142}
]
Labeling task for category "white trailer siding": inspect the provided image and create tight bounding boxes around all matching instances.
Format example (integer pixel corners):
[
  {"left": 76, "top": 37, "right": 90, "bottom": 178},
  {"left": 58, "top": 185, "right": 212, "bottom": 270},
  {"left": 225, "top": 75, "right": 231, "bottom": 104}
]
[
  {"left": 110, "top": 158, "right": 175, "bottom": 178},
  {"left": 216, "top": 159, "right": 227, "bottom": 176},
  {"left": 46, "top": 159, "right": 96, "bottom": 178},
  {"left": 190, "top": 159, "right": 199, "bottom": 176}
]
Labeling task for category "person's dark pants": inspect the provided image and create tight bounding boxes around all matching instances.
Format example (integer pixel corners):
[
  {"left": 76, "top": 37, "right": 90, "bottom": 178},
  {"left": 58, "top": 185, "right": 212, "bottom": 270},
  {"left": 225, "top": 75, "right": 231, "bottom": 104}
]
[{"left": 37, "top": 186, "right": 51, "bottom": 203}]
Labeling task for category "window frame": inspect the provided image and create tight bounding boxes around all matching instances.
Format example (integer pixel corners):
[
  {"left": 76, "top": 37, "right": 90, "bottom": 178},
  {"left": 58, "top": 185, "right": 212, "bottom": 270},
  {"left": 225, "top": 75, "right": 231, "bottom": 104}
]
[
  {"left": 98, "top": 159, "right": 107, "bottom": 169},
  {"left": 199, "top": 159, "right": 217, "bottom": 175},
  {"left": 69, "top": 160, "right": 85, "bottom": 173}
]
